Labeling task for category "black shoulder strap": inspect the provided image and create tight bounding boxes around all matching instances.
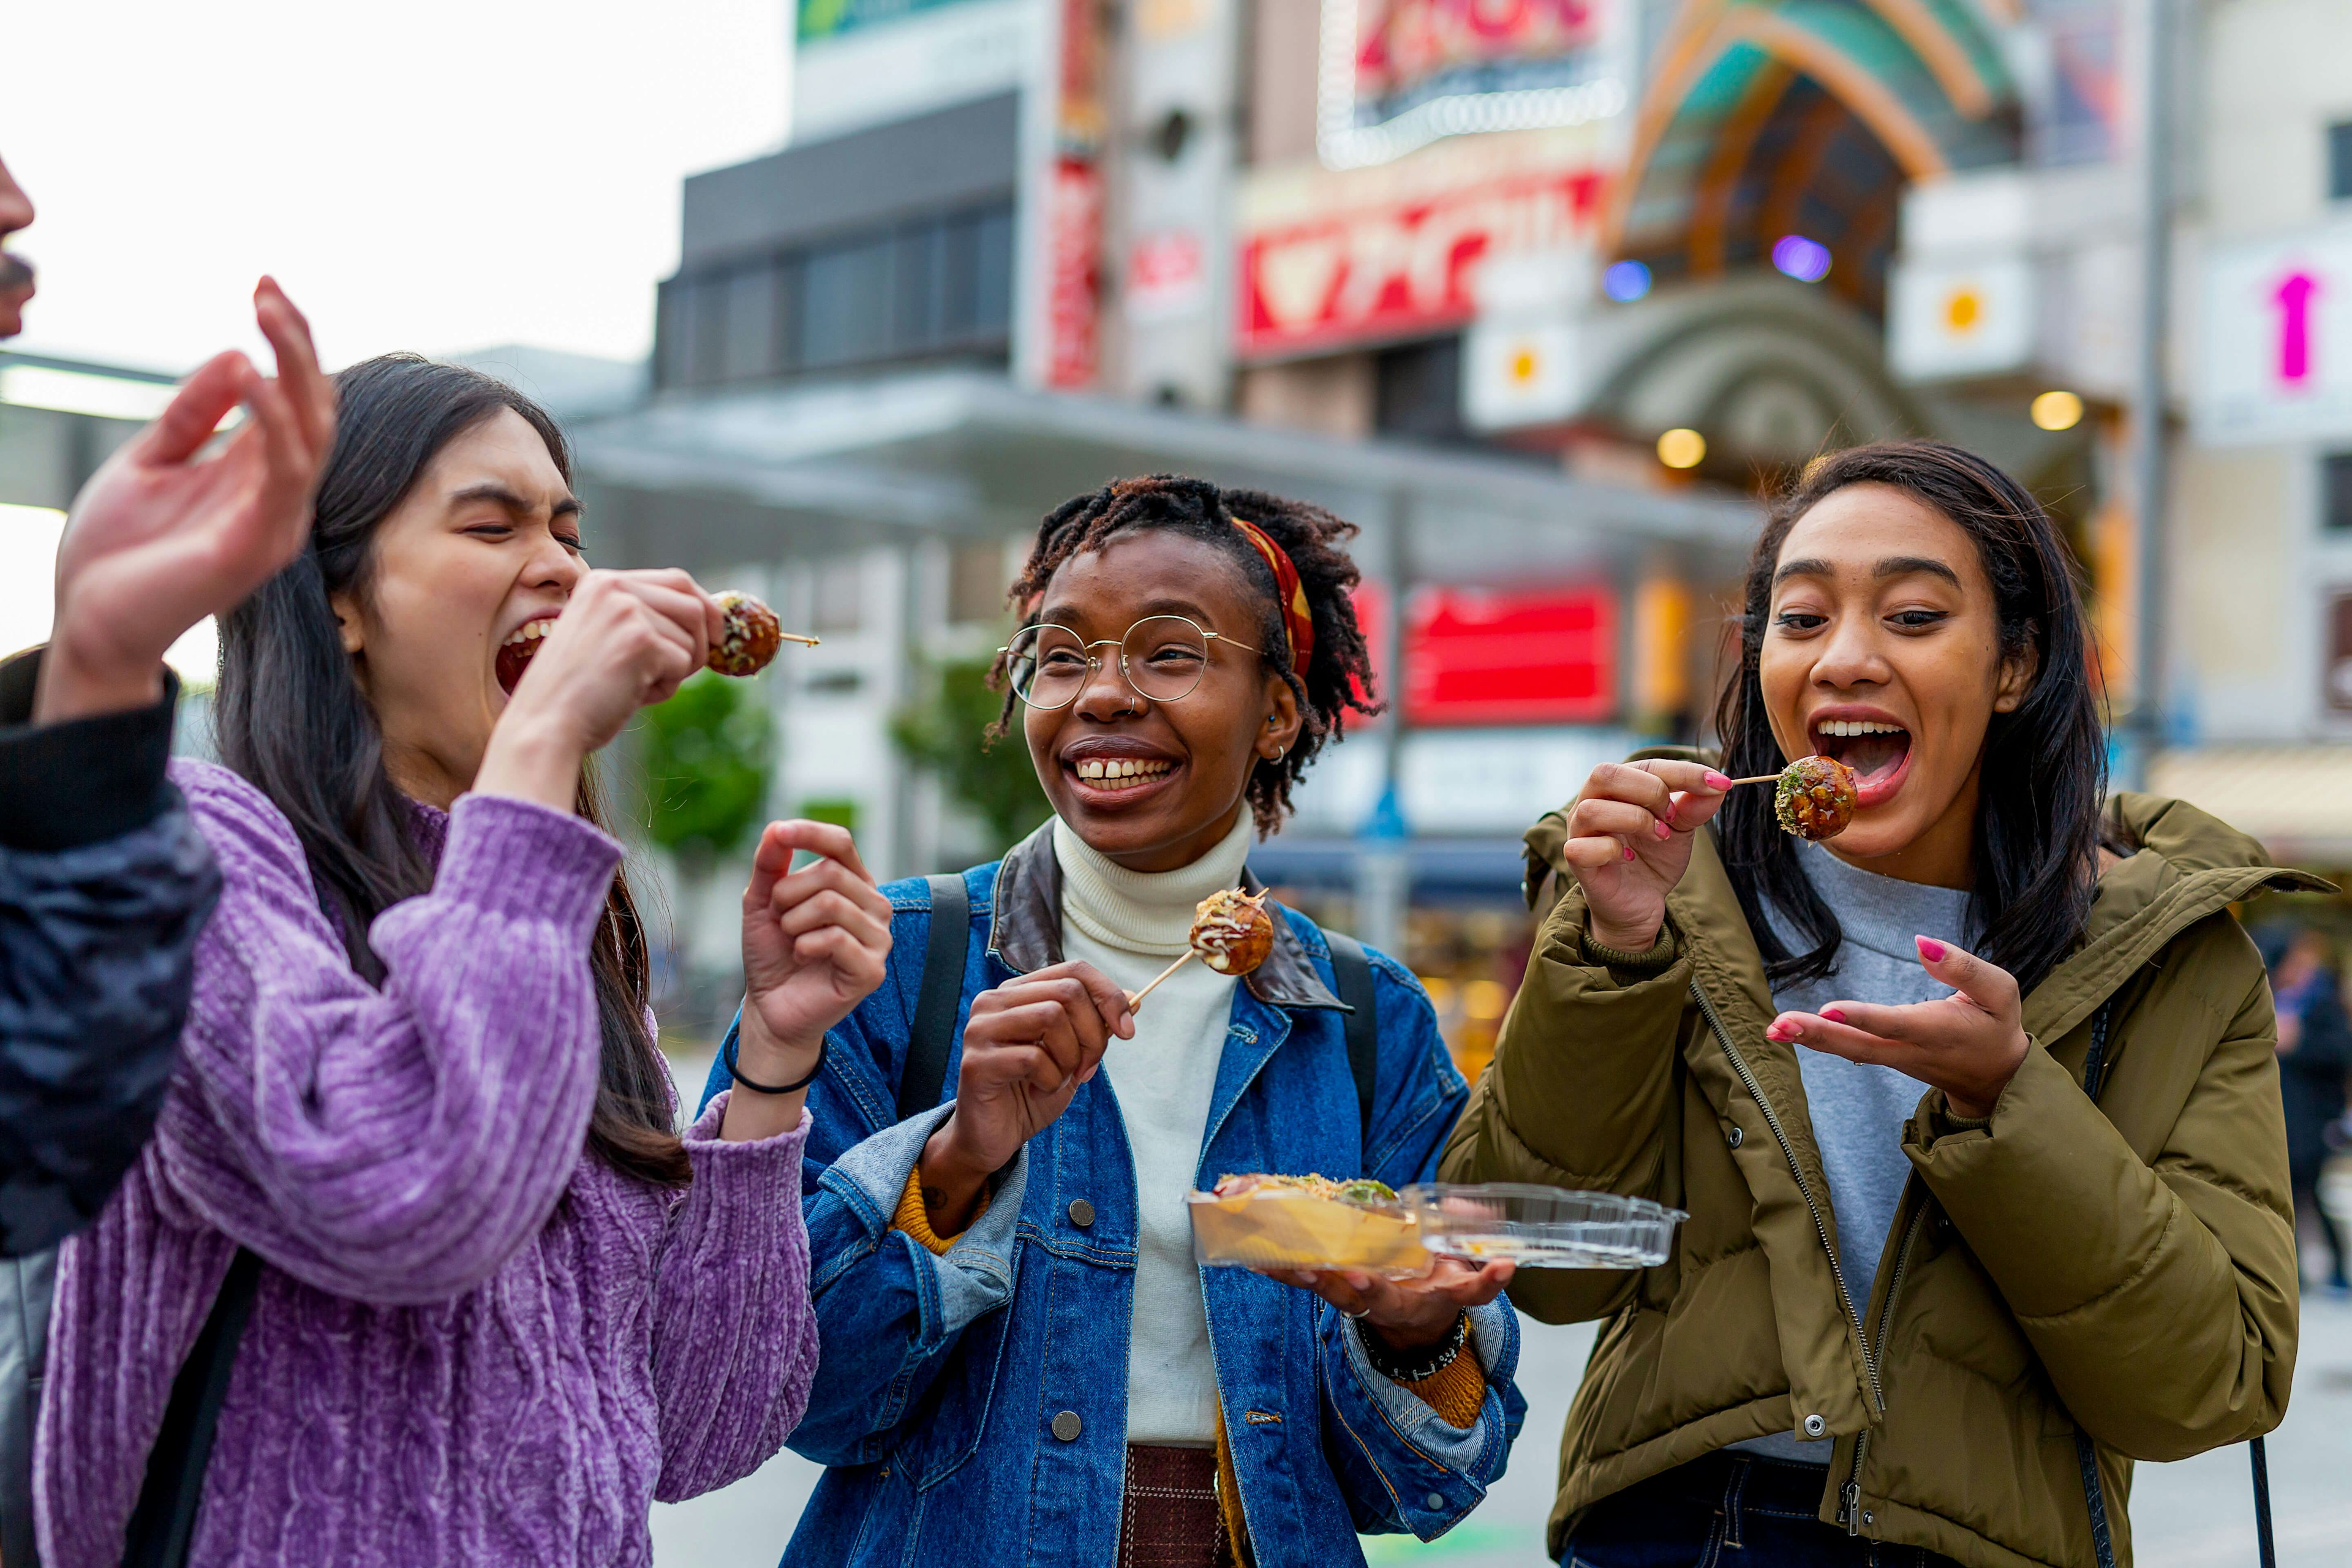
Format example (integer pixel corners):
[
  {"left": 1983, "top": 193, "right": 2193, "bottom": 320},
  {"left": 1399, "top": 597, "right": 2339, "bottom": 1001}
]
[
  {"left": 122, "top": 1246, "right": 262, "bottom": 1568},
  {"left": 898, "top": 873, "right": 970, "bottom": 1123},
  {"left": 1323, "top": 932, "right": 1379, "bottom": 1149},
  {"left": 2071, "top": 996, "right": 2276, "bottom": 1568}
]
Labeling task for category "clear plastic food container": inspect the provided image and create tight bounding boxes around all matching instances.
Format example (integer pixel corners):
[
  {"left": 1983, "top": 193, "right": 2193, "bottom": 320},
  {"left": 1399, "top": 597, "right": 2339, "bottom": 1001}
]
[
  {"left": 1400, "top": 1183, "right": 1683, "bottom": 1268},
  {"left": 1187, "top": 1186, "right": 1433, "bottom": 1278}
]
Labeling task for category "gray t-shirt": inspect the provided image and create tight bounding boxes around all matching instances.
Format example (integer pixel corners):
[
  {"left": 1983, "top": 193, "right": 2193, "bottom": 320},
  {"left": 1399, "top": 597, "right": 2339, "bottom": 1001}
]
[{"left": 1730, "top": 840, "right": 1975, "bottom": 1463}]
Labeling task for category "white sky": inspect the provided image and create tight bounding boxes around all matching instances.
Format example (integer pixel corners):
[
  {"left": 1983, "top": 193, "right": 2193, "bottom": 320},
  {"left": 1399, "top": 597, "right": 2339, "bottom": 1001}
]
[
  {"left": 1, "top": 2, "right": 794, "bottom": 668},
  {"left": 1, "top": 0, "right": 794, "bottom": 375}
]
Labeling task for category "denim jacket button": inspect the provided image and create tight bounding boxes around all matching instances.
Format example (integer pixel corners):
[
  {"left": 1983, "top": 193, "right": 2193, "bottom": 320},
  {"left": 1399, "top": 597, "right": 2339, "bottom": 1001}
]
[
  {"left": 1423, "top": 1491, "right": 1446, "bottom": 1511},
  {"left": 1052, "top": 1410, "right": 1083, "bottom": 1442},
  {"left": 1068, "top": 1199, "right": 1096, "bottom": 1228},
  {"left": 1801, "top": 1413, "right": 1827, "bottom": 1438}
]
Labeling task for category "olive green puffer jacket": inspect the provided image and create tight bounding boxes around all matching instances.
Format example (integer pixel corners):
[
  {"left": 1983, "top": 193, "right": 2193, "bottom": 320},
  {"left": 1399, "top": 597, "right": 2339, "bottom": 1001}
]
[{"left": 1441, "top": 784, "right": 2312, "bottom": 1568}]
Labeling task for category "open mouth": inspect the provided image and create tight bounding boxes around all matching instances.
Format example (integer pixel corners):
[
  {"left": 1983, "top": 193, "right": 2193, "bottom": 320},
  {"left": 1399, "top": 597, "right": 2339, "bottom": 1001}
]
[
  {"left": 494, "top": 618, "right": 554, "bottom": 695},
  {"left": 1809, "top": 716, "right": 1912, "bottom": 805}
]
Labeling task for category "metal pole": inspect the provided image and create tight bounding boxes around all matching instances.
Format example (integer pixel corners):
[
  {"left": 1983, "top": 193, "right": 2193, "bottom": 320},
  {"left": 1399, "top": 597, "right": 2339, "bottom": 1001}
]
[{"left": 2124, "top": 0, "right": 2176, "bottom": 789}]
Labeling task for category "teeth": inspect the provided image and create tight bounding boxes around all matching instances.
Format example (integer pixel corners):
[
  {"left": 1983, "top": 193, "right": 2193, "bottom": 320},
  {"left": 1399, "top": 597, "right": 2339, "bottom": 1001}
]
[
  {"left": 1820, "top": 719, "right": 1905, "bottom": 737},
  {"left": 1074, "top": 757, "right": 1173, "bottom": 786},
  {"left": 502, "top": 620, "right": 554, "bottom": 647}
]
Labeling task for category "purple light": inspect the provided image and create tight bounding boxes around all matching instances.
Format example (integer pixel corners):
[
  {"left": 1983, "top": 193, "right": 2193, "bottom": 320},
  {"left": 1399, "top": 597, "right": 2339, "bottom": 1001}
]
[
  {"left": 1602, "top": 260, "right": 1652, "bottom": 302},
  {"left": 1771, "top": 234, "right": 1832, "bottom": 284}
]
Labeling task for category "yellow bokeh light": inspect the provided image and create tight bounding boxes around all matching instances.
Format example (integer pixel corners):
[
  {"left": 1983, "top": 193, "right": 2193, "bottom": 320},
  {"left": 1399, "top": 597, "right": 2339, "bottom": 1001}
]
[
  {"left": 1509, "top": 347, "right": 1539, "bottom": 384},
  {"left": 1657, "top": 428, "right": 1706, "bottom": 469},
  {"left": 2030, "top": 389, "right": 2085, "bottom": 431},
  {"left": 1944, "top": 287, "right": 1982, "bottom": 333}
]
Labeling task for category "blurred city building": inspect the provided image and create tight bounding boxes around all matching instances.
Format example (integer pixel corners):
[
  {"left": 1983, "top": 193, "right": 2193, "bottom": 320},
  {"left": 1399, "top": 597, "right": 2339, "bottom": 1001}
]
[{"left": 10, "top": 1, "right": 2352, "bottom": 1061}]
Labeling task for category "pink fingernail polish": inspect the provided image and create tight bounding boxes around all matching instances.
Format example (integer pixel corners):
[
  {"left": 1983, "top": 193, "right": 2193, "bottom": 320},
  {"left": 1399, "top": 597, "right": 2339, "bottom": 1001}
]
[
  {"left": 1917, "top": 937, "right": 1947, "bottom": 962},
  {"left": 1820, "top": 1006, "right": 1846, "bottom": 1023},
  {"left": 1654, "top": 820, "right": 1672, "bottom": 839},
  {"left": 1704, "top": 771, "right": 1733, "bottom": 790},
  {"left": 1623, "top": 845, "right": 1636, "bottom": 861}
]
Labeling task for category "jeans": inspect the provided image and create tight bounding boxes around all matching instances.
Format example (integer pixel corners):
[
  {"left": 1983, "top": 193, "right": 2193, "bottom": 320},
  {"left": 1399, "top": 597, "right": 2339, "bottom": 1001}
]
[{"left": 1563, "top": 1452, "right": 1963, "bottom": 1568}]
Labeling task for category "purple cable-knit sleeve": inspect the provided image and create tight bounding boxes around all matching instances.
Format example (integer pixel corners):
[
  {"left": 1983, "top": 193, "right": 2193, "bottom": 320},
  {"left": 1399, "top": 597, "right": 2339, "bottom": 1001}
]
[
  {"left": 154, "top": 763, "right": 618, "bottom": 1303},
  {"left": 647, "top": 1089, "right": 819, "bottom": 1501}
]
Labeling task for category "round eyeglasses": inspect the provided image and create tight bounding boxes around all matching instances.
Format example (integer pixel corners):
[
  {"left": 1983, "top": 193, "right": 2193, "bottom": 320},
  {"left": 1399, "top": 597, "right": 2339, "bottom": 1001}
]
[{"left": 1001, "top": 615, "right": 1262, "bottom": 710}]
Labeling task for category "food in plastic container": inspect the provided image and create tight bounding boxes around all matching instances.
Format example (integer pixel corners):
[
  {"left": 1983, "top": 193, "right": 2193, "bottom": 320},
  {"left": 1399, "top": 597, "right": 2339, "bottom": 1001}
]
[
  {"left": 1188, "top": 1173, "right": 1432, "bottom": 1277},
  {"left": 1401, "top": 1183, "right": 1683, "bottom": 1268}
]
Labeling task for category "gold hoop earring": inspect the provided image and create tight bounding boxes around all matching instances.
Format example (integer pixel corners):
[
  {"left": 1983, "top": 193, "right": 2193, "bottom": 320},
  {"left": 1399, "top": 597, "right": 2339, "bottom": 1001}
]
[{"left": 1270, "top": 744, "right": 1287, "bottom": 763}]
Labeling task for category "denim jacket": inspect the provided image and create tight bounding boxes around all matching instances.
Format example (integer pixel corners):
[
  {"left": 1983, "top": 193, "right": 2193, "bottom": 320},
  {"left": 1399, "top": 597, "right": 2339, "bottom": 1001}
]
[{"left": 697, "top": 824, "right": 1525, "bottom": 1568}]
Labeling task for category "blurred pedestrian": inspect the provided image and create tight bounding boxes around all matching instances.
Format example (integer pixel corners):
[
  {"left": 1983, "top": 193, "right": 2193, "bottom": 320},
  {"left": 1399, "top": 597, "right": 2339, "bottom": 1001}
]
[
  {"left": 703, "top": 476, "right": 1523, "bottom": 1568},
  {"left": 0, "top": 151, "right": 329, "bottom": 1253},
  {"left": 37, "top": 356, "right": 862, "bottom": 1568},
  {"left": 2267, "top": 926, "right": 2351, "bottom": 1294},
  {"left": 1447, "top": 441, "right": 2303, "bottom": 1568}
]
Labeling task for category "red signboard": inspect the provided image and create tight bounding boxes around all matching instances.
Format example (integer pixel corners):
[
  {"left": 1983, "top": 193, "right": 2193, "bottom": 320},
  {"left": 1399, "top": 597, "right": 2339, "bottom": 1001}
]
[
  {"left": 1356, "top": 0, "right": 1605, "bottom": 111},
  {"left": 1239, "top": 169, "right": 1604, "bottom": 358},
  {"left": 1403, "top": 584, "right": 1616, "bottom": 725}
]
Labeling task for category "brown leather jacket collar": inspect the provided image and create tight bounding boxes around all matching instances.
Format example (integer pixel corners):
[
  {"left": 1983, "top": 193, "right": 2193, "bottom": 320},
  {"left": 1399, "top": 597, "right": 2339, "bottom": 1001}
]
[{"left": 984, "top": 821, "right": 1348, "bottom": 1011}]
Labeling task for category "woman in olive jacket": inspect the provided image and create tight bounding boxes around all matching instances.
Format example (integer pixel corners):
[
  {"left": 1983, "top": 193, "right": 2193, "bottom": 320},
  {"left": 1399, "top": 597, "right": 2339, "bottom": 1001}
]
[{"left": 1444, "top": 442, "right": 2305, "bottom": 1568}]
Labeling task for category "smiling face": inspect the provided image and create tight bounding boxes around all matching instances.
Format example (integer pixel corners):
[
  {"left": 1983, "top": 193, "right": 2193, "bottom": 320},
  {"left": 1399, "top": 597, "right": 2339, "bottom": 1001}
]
[
  {"left": 0, "top": 154, "right": 35, "bottom": 337},
  {"left": 330, "top": 408, "right": 586, "bottom": 809},
  {"left": 1758, "top": 481, "right": 2035, "bottom": 886},
  {"left": 1022, "top": 529, "right": 1302, "bottom": 872}
]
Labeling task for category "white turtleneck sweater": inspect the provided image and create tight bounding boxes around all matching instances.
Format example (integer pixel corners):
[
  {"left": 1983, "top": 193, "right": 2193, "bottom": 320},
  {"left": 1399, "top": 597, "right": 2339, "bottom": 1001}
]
[{"left": 1052, "top": 812, "right": 1253, "bottom": 1447}]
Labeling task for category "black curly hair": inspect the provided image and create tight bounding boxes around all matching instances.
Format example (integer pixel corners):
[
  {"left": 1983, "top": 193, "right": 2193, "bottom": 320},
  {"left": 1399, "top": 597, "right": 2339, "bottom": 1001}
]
[{"left": 989, "top": 474, "right": 1382, "bottom": 829}]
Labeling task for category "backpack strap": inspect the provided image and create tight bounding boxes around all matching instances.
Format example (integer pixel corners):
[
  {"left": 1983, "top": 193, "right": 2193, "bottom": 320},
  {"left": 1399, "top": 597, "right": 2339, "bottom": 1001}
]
[
  {"left": 897, "top": 873, "right": 971, "bottom": 1124},
  {"left": 1322, "top": 932, "right": 1379, "bottom": 1150},
  {"left": 121, "top": 1246, "right": 262, "bottom": 1568}
]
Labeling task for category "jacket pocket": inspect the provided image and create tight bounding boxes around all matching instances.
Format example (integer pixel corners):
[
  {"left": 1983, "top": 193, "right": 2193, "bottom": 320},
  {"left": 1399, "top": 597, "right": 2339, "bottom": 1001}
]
[{"left": 895, "top": 1298, "right": 1017, "bottom": 1490}]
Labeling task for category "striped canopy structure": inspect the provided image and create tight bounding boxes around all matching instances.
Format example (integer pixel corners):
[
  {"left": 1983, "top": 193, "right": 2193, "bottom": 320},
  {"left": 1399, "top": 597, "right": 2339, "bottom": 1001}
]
[{"left": 1607, "top": 0, "right": 2022, "bottom": 318}]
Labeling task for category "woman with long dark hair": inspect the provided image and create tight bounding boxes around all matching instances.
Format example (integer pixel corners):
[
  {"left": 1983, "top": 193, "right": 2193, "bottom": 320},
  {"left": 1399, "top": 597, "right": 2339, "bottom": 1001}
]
[
  {"left": 37, "top": 355, "right": 876, "bottom": 1567},
  {"left": 702, "top": 475, "right": 1523, "bottom": 1568},
  {"left": 1446, "top": 441, "right": 2305, "bottom": 1567}
]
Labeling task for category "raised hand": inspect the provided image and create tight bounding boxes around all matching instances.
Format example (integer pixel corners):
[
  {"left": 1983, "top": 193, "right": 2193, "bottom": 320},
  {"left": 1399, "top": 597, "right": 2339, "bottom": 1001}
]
[
  {"left": 1555, "top": 760, "right": 1733, "bottom": 952},
  {"left": 474, "top": 568, "right": 724, "bottom": 810},
  {"left": 722, "top": 820, "right": 894, "bottom": 1141},
  {"left": 918, "top": 961, "right": 1134, "bottom": 1232},
  {"left": 1765, "top": 937, "right": 2030, "bottom": 1119},
  {"left": 1265, "top": 1256, "right": 1516, "bottom": 1355},
  {"left": 37, "top": 278, "right": 336, "bottom": 723}
]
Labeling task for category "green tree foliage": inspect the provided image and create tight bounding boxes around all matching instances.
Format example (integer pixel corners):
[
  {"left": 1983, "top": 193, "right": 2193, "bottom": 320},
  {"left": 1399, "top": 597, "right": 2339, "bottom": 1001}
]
[
  {"left": 639, "top": 671, "right": 775, "bottom": 870},
  {"left": 891, "top": 652, "right": 1050, "bottom": 858}
]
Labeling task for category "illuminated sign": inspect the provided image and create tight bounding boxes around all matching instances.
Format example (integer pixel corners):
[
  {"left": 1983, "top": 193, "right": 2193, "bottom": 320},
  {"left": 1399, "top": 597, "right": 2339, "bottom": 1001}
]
[
  {"left": 1317, "top": 0, "right": 1625, "bottom": 168},
  {"left": 2195, "top": 224, "right": 2352, "bottom": 447},
  {"left": 1887, "top": 254, "right": 2036, "bottom": 382},
  {"left": 1403, "top": 583, "right": 1618, "bottom": 725}
]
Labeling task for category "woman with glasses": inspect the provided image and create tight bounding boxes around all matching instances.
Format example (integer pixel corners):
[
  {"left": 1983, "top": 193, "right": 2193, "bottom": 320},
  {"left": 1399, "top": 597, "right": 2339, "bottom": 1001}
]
[{"left": 701, "top": 475, "right": 1523, "bottom": 1568}]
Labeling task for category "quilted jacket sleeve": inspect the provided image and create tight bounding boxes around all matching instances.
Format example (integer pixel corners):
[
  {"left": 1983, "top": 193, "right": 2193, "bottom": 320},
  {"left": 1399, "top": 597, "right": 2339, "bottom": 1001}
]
[{"left": 0, "top": 649, "right": 217, "bottom": 1254}]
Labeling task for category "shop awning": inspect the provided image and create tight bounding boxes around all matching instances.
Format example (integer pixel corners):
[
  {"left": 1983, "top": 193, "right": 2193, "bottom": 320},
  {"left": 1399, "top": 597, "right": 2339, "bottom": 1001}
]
[
  {"left": 569, "top": 368, "right": 1759, "bottom": 580},
  {"left": 2147, "top": 746, "right": 2352, "bottom": 869}
]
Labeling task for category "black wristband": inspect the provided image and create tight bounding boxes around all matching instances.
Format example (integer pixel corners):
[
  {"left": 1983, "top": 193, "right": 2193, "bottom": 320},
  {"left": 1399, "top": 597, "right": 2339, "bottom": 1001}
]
[
  {"left": 1355, "top": 1310, "right": 1469, "bottom": 1382},
  {"left": 724, "top": 1028, "right": 826, "bottom": 1095}
]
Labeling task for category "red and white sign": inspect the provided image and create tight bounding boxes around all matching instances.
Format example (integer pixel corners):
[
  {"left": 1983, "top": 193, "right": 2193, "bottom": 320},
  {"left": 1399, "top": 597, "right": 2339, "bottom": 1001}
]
[
  {"left": 1403, "top": 583, "right": 1617, "bottom": 726},
  {"left": 1125, "top": 230, "right": 1206, "bottom": 320},
  {"left": 1356, "top": 0, "right": 1604, "bottom": 110},
  {"left": 1046, "top": 159, "right": 1104, "bottom": 390},
  {"left": 1240, "top": 168, "right": 1604, "bottom": 358}
]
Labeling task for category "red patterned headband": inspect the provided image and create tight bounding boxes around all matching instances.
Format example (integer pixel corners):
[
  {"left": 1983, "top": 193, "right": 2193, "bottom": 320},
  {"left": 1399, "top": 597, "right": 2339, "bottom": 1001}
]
[{"left": 1230, "top": 516, "right": 1314, "bottom": 676}]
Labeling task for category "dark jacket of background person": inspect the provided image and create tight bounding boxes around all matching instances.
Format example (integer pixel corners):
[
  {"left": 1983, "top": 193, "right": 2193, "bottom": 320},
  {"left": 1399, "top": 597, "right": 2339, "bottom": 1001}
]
[
  {"left": 0, "top": 647, "right": 216, "bottom": 1252},
  {"left": 1442, "top": 783, "right": 2308, "bottom": 1568},
  {"left": 2271, "top": 952, "right": 2351, "bottom": 1180}
]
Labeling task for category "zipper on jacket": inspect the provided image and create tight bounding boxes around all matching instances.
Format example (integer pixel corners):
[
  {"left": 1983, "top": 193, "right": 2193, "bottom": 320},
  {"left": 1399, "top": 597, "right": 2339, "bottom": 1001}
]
[
  {"left": 1839, "top": 1200, "right": 1930, "bottom": 1534},
  {"left": 1688, "top": 982, "right": 1883, "bottom": 1423}
]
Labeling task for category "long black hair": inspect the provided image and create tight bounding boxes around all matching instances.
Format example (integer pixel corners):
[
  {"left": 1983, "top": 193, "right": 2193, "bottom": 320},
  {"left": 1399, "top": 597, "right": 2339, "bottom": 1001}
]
[
  {"left": 989, "top": 474, "right": 1382, "bottom": 829},
  {"left": 1713, "top": 440, "right": 2106, "bottom": 997},
  {"left": 216, "top": 353, "right": 688, "bottom": 1189}
]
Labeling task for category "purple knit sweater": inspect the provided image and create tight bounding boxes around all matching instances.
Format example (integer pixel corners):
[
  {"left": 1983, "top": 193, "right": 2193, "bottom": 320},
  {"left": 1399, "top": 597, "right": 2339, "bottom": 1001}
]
[{"left": 36, "top": 760, "right": 816, "bottom": 1567}]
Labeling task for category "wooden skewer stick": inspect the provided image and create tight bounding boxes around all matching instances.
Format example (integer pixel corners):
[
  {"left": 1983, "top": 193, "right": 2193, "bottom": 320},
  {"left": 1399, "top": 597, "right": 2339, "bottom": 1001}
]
[
  {"left": 1723, "top": 773, "right": 1782, "bottom": 786},
  {"left": 779, "top": 632, "right": 822, "bottom": 646},
  {"left": 1126, "top": 949, "right": 1196, "bottom": 1011}
]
